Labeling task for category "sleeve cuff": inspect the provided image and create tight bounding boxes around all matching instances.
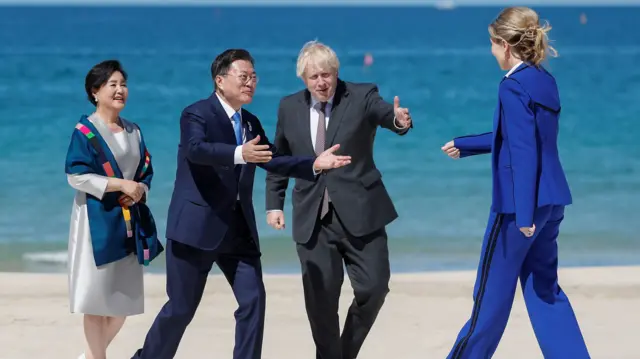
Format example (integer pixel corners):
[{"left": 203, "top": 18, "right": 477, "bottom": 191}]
[
  {"left": 393, "top": 116, "right": 410, "bottom": 134},
  {"left": 67, "top": 174, "right": 109, "bottom": 200},
  {"left": 234, "top": 145, "right": 246, "bottom": 164},
  {"left": 393, "top": 116, "right": 407, "bottom": 129},
  {"left": 516, "top": 219, "right": 534, "bottom": 229}
]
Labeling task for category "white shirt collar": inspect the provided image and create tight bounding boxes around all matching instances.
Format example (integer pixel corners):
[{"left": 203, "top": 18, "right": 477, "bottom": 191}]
[
  {"left": 311, "top": 94, "right": 335, "bottom": 109},
  {"left": 505, "top": 61, "right": 524, "bottom": 78},
  {"left": 216, "top": 92, "right": 240, "bottom": 119}
]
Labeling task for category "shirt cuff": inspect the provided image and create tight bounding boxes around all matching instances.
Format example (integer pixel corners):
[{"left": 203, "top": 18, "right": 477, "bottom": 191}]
[
  {"left": 234, "top": 145, "right": 246, "bottom": 164},
  {"left": 67, "top": 174, "right": 109, "bottom": 200},
  {"left": 266, "top": 209, "right": 283, "bottom": 213},
  {"left": 393, "top": 116, "right": 408, "bottom": 129}
]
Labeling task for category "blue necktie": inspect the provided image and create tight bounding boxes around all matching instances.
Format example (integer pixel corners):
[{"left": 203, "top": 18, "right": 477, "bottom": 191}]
[
  {"left": 232, "top": 112, "right": 243, "bottom": 180},
  {"left": 232, "top": 112, "right": 243, "bottom": 145}
]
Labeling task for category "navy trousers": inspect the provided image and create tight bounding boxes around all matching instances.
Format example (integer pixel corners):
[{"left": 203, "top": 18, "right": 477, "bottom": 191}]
[
  {"left": 132, "top": 207, "right": 265, "bottom": 359},
  {"left": 447, "top": 205, "right": 590, "bottom": 359}
]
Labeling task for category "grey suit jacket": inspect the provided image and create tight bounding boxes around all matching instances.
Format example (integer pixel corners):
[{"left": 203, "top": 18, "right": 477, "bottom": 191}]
[{"left": 265, "top": 79, "right": 411, "bottom": 244}]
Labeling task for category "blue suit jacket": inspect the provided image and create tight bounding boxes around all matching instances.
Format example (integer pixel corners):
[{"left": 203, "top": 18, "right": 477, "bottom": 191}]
[
  {"left": 166, "top": 94, "right": 316, "bottom": 250},
  {"left": 454, "top": 63, "right": 572, "bottom": 228}
]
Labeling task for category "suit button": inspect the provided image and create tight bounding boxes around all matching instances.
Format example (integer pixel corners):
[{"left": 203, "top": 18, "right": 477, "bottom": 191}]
[{"left": 322, "top": 172, "right": 327, "bottom": 175}]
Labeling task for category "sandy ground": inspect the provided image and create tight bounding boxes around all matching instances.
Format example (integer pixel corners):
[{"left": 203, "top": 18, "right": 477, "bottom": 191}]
[{"left": 1, "top": 266, "right": 638, "bottom": 359}]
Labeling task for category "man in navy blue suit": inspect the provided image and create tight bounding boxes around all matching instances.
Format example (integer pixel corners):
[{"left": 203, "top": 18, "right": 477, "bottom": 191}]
[{"left": 131, "top": 49, "right": 351, "bottom": 359}]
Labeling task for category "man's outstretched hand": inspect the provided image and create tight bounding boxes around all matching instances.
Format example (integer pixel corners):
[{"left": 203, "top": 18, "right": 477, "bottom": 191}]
[
  {"left": 242, "top": 135, "right": 272, "bottom": 163},
  {"left": 313, "top": 144, "right": 352, "bottom": 171}
]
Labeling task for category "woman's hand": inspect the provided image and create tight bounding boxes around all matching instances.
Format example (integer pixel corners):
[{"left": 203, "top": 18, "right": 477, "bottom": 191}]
[
  {"left": 119, "top": 180, "right": 144, "bottom": 203},
  {"left": 441, "top": 140, "right": 460, "bottom": 159},
  {"left": 519, "top": 224, "right": 536, "bottom": 238},
  {"left": 118, "top": 194, "right": 136, "bottom": 207}
]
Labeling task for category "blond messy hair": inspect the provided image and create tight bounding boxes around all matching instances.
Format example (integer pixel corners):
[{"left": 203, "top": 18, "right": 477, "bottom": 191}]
[{"left": 296, "top": 40, "right": 340, "bottom": 78}]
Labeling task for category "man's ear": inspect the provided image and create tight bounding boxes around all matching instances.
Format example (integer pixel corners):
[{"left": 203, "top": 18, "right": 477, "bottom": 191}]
[{"left": 214, "top": 76, "right": 222, "bottom": 92}]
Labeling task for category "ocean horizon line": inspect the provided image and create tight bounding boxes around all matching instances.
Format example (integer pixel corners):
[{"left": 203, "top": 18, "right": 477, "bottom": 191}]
[{"left": 2, "top": 0, "right": 640, "bottom": 7}]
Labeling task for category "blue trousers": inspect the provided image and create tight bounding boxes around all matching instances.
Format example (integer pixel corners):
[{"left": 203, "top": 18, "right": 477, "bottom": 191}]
[
  {"left": 132, "top": 208, "right": 265, "bottom": 359},
  {"left": 447, "top": 205, "right": 590, "bottom": 359}
]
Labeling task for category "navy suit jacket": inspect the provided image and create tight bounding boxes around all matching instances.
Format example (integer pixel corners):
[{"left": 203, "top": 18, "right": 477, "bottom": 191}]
[
  {"left": 166, "top": 93, "right": 316, "bottom": 251},
  {"left": 454, "top": 63, "right": 572, "bottom": 228}
]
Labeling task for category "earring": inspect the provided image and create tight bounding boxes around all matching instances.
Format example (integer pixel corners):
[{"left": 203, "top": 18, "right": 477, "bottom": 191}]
[{"left": 94, "top": 97, "right": 98, "bottom": 103}]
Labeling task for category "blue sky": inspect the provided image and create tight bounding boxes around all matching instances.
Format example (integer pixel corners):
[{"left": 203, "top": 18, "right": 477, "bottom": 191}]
[{"left": 2, "top": 0, "right": 640, "bottom": 5}]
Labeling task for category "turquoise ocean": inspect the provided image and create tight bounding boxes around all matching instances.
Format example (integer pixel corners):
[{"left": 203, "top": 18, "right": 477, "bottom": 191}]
[{"left": 0, "top": 5, "right": 638, "bottom": 273}]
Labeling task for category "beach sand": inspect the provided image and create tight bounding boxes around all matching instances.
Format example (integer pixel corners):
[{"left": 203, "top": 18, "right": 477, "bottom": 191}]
[{"left": 1, "top": 266, "right": 638, "bottom": 359}]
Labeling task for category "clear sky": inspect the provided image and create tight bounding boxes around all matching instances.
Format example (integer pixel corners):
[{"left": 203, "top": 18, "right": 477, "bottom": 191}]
[{"left": 2, "top": 0, "right": 640, "bottom": 5}]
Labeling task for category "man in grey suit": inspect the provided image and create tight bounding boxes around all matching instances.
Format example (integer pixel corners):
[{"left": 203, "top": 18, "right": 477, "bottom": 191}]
[{"left": 265, "top": 40, "right": 413, "bottom": 359}]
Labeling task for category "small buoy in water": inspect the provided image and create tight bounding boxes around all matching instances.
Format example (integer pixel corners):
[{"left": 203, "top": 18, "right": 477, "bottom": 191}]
[
  {"left": 580, "top": 12, "right": 587, "bottom": 25},
  {"left": 364, "top": 53, "right": 373, "bottom": 67}
]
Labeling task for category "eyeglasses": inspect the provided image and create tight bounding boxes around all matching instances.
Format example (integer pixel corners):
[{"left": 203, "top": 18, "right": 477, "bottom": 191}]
[{"left": 225, "top": 72, "right": 259, "bottom": 85}]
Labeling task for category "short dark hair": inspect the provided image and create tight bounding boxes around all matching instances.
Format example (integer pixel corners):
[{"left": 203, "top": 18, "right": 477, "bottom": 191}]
[
  {"left": 85, "top": 60, "right": 128, "bottom": 106},
  {"left": 210, "top": 49, "right": 254, "bottom": 89}
]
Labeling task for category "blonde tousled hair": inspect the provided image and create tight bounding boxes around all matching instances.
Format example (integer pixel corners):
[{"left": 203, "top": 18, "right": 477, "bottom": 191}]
[
  {"left": 489, "top": 6, "right": 557, "bottom": 66},
  {"left": 296, "top": 40, "right": 340, "bottom": 78}
]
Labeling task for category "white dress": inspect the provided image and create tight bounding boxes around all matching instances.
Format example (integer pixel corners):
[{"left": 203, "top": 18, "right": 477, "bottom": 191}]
[{"left": 67, "top": 114, "right": 145, "bottom": 316}]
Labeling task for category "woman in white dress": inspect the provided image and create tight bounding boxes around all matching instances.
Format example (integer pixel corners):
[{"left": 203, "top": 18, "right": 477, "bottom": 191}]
[{"left": 65, "top": 60, "right": 162, "bottom": 359}]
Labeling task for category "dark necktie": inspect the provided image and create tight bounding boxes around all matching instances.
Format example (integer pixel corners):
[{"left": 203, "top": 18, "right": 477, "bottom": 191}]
[{"left": 315, "top": 102, "right": 330, "bottom": 219}]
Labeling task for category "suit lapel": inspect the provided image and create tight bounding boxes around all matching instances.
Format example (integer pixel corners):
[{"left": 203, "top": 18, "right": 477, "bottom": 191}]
[
  {"left": 237, "top": 110, "right": 257, "bottom": 179},
  {"left": 208, "top": 93, "right": 237, "bottom": 145},
  {"left": 209, "top": 94, "right": 248, "bottom": 181},
  {"left": 494, "top": 63, "right": 528, "bottom": 133},
  {"left": 241, "top": 109, "right": 255, "bottom": 143},
  {"left": 297, "top": 92, "right": 315, "bottom": 154},
  {"left": 325, "top": 80, "right": 350, "bottom": 147}
]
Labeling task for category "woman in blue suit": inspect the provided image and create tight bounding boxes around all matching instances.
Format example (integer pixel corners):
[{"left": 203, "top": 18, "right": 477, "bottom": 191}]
[{"left": 441, "top": 7, "right": 590, "bottom": 359}]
